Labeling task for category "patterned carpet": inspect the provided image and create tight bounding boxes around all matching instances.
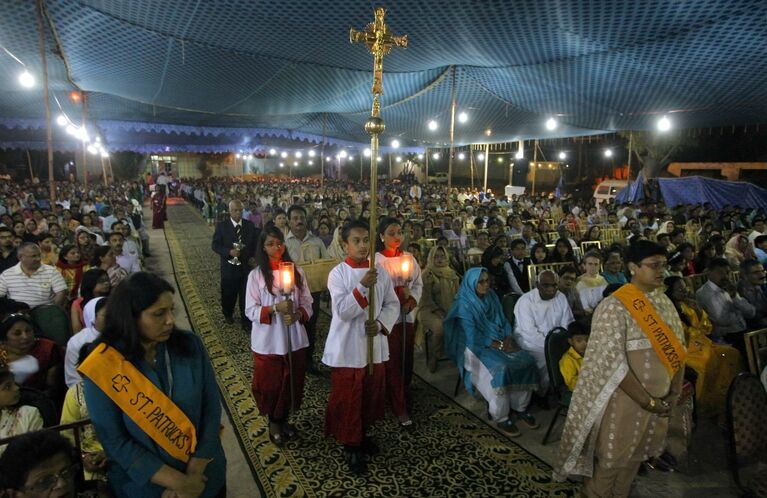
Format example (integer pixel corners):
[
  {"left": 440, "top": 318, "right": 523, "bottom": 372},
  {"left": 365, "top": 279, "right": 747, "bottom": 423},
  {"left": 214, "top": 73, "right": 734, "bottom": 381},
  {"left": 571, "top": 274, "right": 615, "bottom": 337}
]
[{"left": 164, "top": 202, "right": 578, "bottom": 498}]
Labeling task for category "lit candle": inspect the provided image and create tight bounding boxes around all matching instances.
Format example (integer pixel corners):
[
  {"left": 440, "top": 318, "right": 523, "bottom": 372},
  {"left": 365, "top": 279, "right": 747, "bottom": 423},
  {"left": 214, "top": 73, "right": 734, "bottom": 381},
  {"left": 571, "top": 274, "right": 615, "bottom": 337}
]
[
  {"left": 400, "top": 255, "right": 412, "bottom": 281},
  {"left": 279, "top": 262, "right": 295, "bottom": 294}
]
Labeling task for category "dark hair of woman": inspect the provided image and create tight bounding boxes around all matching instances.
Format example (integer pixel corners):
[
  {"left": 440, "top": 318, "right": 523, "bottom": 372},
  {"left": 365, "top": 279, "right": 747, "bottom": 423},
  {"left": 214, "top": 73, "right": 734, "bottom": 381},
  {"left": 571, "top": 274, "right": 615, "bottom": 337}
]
[
  {"left": 375, "top": 216, "right": 401, "bottom": 252},
  {"left": 83, "top": 272, "right": 191, "bottom": 363},
  {"left": 625, "top": 240, "right": 667, "bottom": 266},
  {"left": 663, "top": 275, "right": 692, "bottom": 327},
  {"left": 254, "top": 223, "right": 303, "bottom": 296},
  {"left": 0, "top": 313, "right": 33, "bottom": 341},
  {"left": 80, "top": 268, "right": 109, "bottom": 305},
  {"left": 0, "top": 429, "right": 79, "bottom": 492},
  {"left": 584, "top": 225, "right": 601, "bottom": 241},
  {"left": 57, "top": 244, "right": 78, "bottom": 264},
  {"left": 90, "top": 245, "right": 112, "bottom": 267},
  {"left": 531, "top": 242, "right": 549, "bottom": 263},
  {"left": 547, "top": 238, "right": 578, "bottom": 264}
]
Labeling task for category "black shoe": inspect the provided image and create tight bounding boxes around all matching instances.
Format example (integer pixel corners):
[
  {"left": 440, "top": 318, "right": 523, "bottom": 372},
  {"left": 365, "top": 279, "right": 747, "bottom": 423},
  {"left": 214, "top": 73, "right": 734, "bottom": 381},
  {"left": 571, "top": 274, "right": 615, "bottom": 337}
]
[
  {"left": 360, "top": 437, "right": 379, "bottom": 456},
  {"left": 223, "top": 316, "right": 234, "bottom": 325},
  {"left": 344, "top": 449, "right": 367, "bottom": 475}
]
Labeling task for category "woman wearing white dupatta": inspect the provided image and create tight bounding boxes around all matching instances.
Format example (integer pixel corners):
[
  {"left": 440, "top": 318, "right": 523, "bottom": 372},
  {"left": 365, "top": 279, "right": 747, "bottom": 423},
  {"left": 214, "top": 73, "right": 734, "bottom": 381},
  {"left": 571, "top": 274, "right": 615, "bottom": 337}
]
[{"left": 555, "top": 240, "right": 686, "bottom": 497}]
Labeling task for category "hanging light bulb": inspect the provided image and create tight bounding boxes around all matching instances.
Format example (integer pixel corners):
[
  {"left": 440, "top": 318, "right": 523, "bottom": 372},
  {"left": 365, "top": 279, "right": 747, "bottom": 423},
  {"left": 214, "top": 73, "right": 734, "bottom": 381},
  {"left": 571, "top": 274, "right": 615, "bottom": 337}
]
[
  {"left": 269, "top": 148, "right": 277, "bottom": 156},
  {"left": 417, "top": 153, "right": 424, "bottom": 160},
  {"left": 558, "top": 152, "right": 566, "bottom": 160},
  {"left": 515, "top": 149, "right": 524, "bottom": 159},
  {"left": 477, "top": 153, "right": 485, "bottom": 161},
  {"left": 363, "top": 148, "right": 371, "bottom": 157},
  {"left": 604, "top": 149, "right": 613, "bottom": 158},
  {"left": 308, "top": 150, "right": 316, "bottom": 157},
  {"left": 391, "top": 139, "right": 400, "bottom": 148},
  {"left": 657, "top": 115, "right": 672, "bottom": 132},
  {"left": 18, "top": 70, "right": 34, "bottom": 88},
  {"left": 546, "top": 117, "right": 558, "bottom": 130},
  {"left": 308, "top": 160, "right": 313, "bottom": 165},
  {"left": 458, "top": 152, "right": 466, "bottom": 160},
  {"left": 295, "top": 151, "right": 302, "bottom": 159},
  {"left": 432, "top": 152, "right": 441, "bottom": 160},
  {"left": 339, "top": 150, "right": 348, "bottom": 158},
  {"left": 428, "top": 120, "right": 438, "bottom": 131},
  {"left": 56, "top": 115, "right": 67, "bottom": 126},
  {"left": 458, "top": 112, "right": 468, "bottom": 123},
  {"left": 235, "top": 153, "right": 242, "bottom": 159},
  {"left": 395, "top": 156, "right": 402, "bottom": 162},
  {"left": 280, "top": 151, "right": 288, "bottom": 158},
  {"left": 279, "top": 162, "right": 284, "bottom": 168}
]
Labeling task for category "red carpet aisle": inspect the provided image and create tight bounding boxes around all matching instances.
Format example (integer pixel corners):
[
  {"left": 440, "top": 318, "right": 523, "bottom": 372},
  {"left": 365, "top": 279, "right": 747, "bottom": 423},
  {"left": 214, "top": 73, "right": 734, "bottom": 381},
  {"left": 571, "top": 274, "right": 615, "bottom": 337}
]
[{"left": 164, "top": 201, "right": 578, "bottom": 497}]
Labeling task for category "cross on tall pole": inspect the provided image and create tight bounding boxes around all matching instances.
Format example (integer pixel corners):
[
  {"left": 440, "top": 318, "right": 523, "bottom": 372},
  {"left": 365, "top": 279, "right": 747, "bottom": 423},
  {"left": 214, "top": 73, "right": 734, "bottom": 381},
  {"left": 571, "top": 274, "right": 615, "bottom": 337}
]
[{"left": 350, "top": 7, "right": 407, "bottom": 374}]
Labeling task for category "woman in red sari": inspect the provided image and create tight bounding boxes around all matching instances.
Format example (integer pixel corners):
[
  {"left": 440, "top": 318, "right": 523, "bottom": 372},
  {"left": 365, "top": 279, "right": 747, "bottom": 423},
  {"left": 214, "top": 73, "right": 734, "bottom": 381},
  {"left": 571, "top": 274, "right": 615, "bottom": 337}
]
[{"left": 152, "top": 184, "right": 167, "bottom": 229}]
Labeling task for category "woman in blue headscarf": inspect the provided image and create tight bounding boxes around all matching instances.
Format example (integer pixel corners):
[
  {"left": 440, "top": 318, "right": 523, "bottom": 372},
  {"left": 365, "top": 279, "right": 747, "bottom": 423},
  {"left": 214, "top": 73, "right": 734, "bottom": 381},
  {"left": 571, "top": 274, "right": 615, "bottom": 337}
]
[{"left": 444, "top": 267, "right": 540, "bottom": 437}]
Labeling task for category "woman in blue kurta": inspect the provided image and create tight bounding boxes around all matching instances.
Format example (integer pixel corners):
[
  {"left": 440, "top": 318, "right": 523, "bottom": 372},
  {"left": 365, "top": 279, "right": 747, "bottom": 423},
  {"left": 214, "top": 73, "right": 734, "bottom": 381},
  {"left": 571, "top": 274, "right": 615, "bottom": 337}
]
[
  {"left": 444, "top": 267, "right": 540, "bottom": 437},
  {"left": 81, "top": 272, "right": 226, "bottom": 498}
]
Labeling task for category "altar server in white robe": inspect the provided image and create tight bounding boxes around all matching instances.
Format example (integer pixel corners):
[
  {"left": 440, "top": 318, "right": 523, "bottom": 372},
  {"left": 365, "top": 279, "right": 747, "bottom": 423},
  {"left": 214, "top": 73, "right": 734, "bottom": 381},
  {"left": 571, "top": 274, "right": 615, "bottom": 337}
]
[
  {"left": 245, "top": 224, "right": 313, "bottom": 447},
  {"left": 514, "top": 270, "right": 574, "bottom": 390},
  {"left": 374, "top": 217, "right": 423, "bottom": 428},
  {"left": 322, "top": 220, "right": 400, "bottom": 475}
]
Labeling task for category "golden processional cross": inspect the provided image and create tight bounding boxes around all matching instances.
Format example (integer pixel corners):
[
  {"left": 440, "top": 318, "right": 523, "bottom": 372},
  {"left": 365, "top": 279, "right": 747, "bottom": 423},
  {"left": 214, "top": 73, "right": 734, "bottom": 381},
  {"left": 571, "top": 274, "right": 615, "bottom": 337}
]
[{"left": 350, "top": 7, "right": 407, "bottom": 374}]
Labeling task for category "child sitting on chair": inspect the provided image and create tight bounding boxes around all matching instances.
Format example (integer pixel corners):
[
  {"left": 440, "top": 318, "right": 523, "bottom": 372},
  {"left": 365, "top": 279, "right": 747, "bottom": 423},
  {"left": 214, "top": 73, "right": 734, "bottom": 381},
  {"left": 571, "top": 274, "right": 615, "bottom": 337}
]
[{"left": 559, "top": 320, "right": 590, "bottom": 393}]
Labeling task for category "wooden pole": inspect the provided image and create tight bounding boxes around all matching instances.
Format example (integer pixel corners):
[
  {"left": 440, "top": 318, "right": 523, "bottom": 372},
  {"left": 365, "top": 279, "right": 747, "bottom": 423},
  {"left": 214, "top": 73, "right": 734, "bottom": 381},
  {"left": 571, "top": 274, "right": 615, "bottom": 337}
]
[
  {"left": 532, "top": 139, "right": 539, "bottom": 195},
  {"left": 482, "top": 143, "right": 490, "bottom": 192},
  {"left": 424, "top": 148, "right": 429, "bottom": 184},
  {"left": 627, "top": 130, "right": 634, "bottom": 180},
  {"left": 81, "top": 92, "right": 89, "bottom": 191},
  {"left": 35, "top": 0, "right": 55, "bottom": 203},
  {"left": 320, "top": 113, "right": 327, "bottom": 188},
  {"left": 447, "top": 66, "right": 457, "bottom": 207},
  {"left": 26, "top": 150, "right": 34, "bottom": 181}
]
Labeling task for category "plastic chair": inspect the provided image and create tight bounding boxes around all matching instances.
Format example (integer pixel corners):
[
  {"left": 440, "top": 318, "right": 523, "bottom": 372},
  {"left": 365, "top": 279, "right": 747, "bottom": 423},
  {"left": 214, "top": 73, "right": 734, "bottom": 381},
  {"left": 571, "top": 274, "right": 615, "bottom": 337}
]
[
  {"left": 541, "top": 327, "right": 571, "bottom": 445},
  {"left": 726, "top": 372, "right": 767, "bottom": 496},
  {"left": 30, "top": 305, "right": 71, "bottom": 347}
]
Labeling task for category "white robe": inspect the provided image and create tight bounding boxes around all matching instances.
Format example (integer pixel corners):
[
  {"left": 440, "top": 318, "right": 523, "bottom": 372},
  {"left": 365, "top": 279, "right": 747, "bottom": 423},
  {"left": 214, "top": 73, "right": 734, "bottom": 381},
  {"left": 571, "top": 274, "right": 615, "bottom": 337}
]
[
  {"left": 322, "top": 261, "right": 400, "bottom": 368},
  {"left": 244, "top": 266, "right": 312, "bottom": 355},
  {"left": 374, "top": 251, "right": 423, "bottom": 323}
]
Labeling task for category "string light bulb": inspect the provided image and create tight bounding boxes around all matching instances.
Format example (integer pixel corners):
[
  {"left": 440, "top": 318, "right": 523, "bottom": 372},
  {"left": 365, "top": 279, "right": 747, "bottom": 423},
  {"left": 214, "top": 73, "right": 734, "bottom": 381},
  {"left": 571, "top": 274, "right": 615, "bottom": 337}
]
[
  {"left": 657, "top": 116, "right": 671, "bottom": 132},
  {"left": 18, "top": 70, "right": 34, "bottom": 88},
  {"left": 546, "top": 117, "right": 558, "bottom": 130},
  {"left": 458, "top": 112, "right": 468, "bottom": 123},
  {"left": 428, "top": 120, "right": 438, "bottom": 131}
]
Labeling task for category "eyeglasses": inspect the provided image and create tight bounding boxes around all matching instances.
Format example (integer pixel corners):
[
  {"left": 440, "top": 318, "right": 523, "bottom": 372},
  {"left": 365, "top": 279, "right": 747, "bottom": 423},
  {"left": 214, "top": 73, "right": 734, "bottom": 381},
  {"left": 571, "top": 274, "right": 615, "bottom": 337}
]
[
  {"left": 23, "top": 463, "right": 78, "bottom": 493},
  {"left": 639, "top": 260, "right": 669, "bottom": 271}
]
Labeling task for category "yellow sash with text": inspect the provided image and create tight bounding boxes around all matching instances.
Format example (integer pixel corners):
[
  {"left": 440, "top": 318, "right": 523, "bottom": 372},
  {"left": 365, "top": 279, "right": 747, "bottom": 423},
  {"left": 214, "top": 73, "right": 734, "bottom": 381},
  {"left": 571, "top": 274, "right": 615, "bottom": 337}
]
[
  {"left": 78, "top": 343, "right": 197, "bottom": 462},
  {"left": 613, "top": 284, "right": 687, "bottom": 377}
]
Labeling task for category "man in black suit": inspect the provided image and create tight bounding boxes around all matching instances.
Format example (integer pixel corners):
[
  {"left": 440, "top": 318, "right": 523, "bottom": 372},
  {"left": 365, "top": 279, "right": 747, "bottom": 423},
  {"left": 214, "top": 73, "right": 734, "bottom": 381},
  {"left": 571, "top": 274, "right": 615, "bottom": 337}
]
[
  {"left": 503, "top": 238, "right": 531, "bottom": 294},
  {"left": 212, "top": 200, "right": 259, "bottom": 330}
]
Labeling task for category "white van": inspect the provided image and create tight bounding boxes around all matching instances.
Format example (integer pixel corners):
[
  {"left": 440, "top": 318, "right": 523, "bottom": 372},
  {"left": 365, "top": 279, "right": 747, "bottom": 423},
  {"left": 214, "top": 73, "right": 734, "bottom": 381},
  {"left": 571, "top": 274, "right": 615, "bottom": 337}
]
[{"left": 593, "top": 179, "right": 628, "bottom": 205}]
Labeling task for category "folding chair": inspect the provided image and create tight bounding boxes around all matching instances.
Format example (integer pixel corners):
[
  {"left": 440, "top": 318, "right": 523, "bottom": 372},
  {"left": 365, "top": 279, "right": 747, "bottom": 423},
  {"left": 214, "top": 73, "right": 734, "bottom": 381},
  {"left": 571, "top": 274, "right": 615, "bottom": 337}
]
[
  {"left": 542, "top": 327, "right": 571, "bottom": 445},
  {"left": 726, "top": 373, "right": 767, "bottom": 496}
]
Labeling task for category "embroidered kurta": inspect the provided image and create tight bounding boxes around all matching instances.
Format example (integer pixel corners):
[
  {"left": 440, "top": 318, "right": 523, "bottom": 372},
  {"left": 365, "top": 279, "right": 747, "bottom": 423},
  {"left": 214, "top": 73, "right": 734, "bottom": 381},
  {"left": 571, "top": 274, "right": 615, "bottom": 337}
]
[
  {"left": 322, "top": 259, "right": 400, "bottom": 368},
  {"left": 555, "top": 289, "right": 685, "bottom": 479}
]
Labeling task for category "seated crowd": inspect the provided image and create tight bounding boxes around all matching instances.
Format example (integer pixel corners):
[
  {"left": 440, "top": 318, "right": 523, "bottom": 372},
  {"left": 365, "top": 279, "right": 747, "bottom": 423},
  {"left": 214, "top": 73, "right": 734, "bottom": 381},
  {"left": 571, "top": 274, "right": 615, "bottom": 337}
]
[{"left": 0, "top": 173, "right": 766, "bottom": 496}]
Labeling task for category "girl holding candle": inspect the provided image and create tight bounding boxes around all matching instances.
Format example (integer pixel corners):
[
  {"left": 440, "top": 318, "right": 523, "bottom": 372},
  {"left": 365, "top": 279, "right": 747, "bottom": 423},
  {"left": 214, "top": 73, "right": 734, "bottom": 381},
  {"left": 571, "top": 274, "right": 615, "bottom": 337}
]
[
  {"left": 375, "top": 217, "right": 423, "bottom": 428},
  {"left": 245, "top": 224, "right": 313, "bottom": 446}
]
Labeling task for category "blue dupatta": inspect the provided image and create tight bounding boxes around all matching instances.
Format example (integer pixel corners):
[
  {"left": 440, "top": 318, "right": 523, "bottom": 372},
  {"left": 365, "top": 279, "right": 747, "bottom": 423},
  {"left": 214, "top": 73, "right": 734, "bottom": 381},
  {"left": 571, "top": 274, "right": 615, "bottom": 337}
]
[{"left": 444, "top": 268, "right": 539, "bottom": 394}]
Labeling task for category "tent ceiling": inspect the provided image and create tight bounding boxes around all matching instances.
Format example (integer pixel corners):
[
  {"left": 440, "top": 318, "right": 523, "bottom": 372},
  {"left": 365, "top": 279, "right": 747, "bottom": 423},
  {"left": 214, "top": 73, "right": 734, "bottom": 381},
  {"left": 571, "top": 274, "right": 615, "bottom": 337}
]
[{"left": 0, "top": 0, "right": 765, "bottom": 153}]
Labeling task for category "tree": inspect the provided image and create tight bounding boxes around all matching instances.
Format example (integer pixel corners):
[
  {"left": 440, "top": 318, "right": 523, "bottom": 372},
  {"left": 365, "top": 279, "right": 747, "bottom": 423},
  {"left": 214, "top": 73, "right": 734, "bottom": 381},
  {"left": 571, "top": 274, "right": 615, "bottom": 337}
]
[{"left": 619, "top": 130, "right": 694, "bottom": 179}]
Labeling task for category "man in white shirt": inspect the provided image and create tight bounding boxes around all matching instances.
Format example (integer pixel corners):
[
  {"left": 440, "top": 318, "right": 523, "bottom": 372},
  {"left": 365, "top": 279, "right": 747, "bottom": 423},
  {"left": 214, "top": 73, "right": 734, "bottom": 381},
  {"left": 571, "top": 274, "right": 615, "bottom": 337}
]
[
  {"left": 0, "top": 242, "right": 68, "bottom": 308},
  {"left": 513, "top": 270, "right": 574, "bottom": 390},
  {"left": 108, "top": 232, "right": 142, "bottom": 274},
  {"left": 748, "top": 217, "right": 766, "bottom": 246},
  {"left": 285, "top": 205, "right": 329, "bottom": 374}
]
